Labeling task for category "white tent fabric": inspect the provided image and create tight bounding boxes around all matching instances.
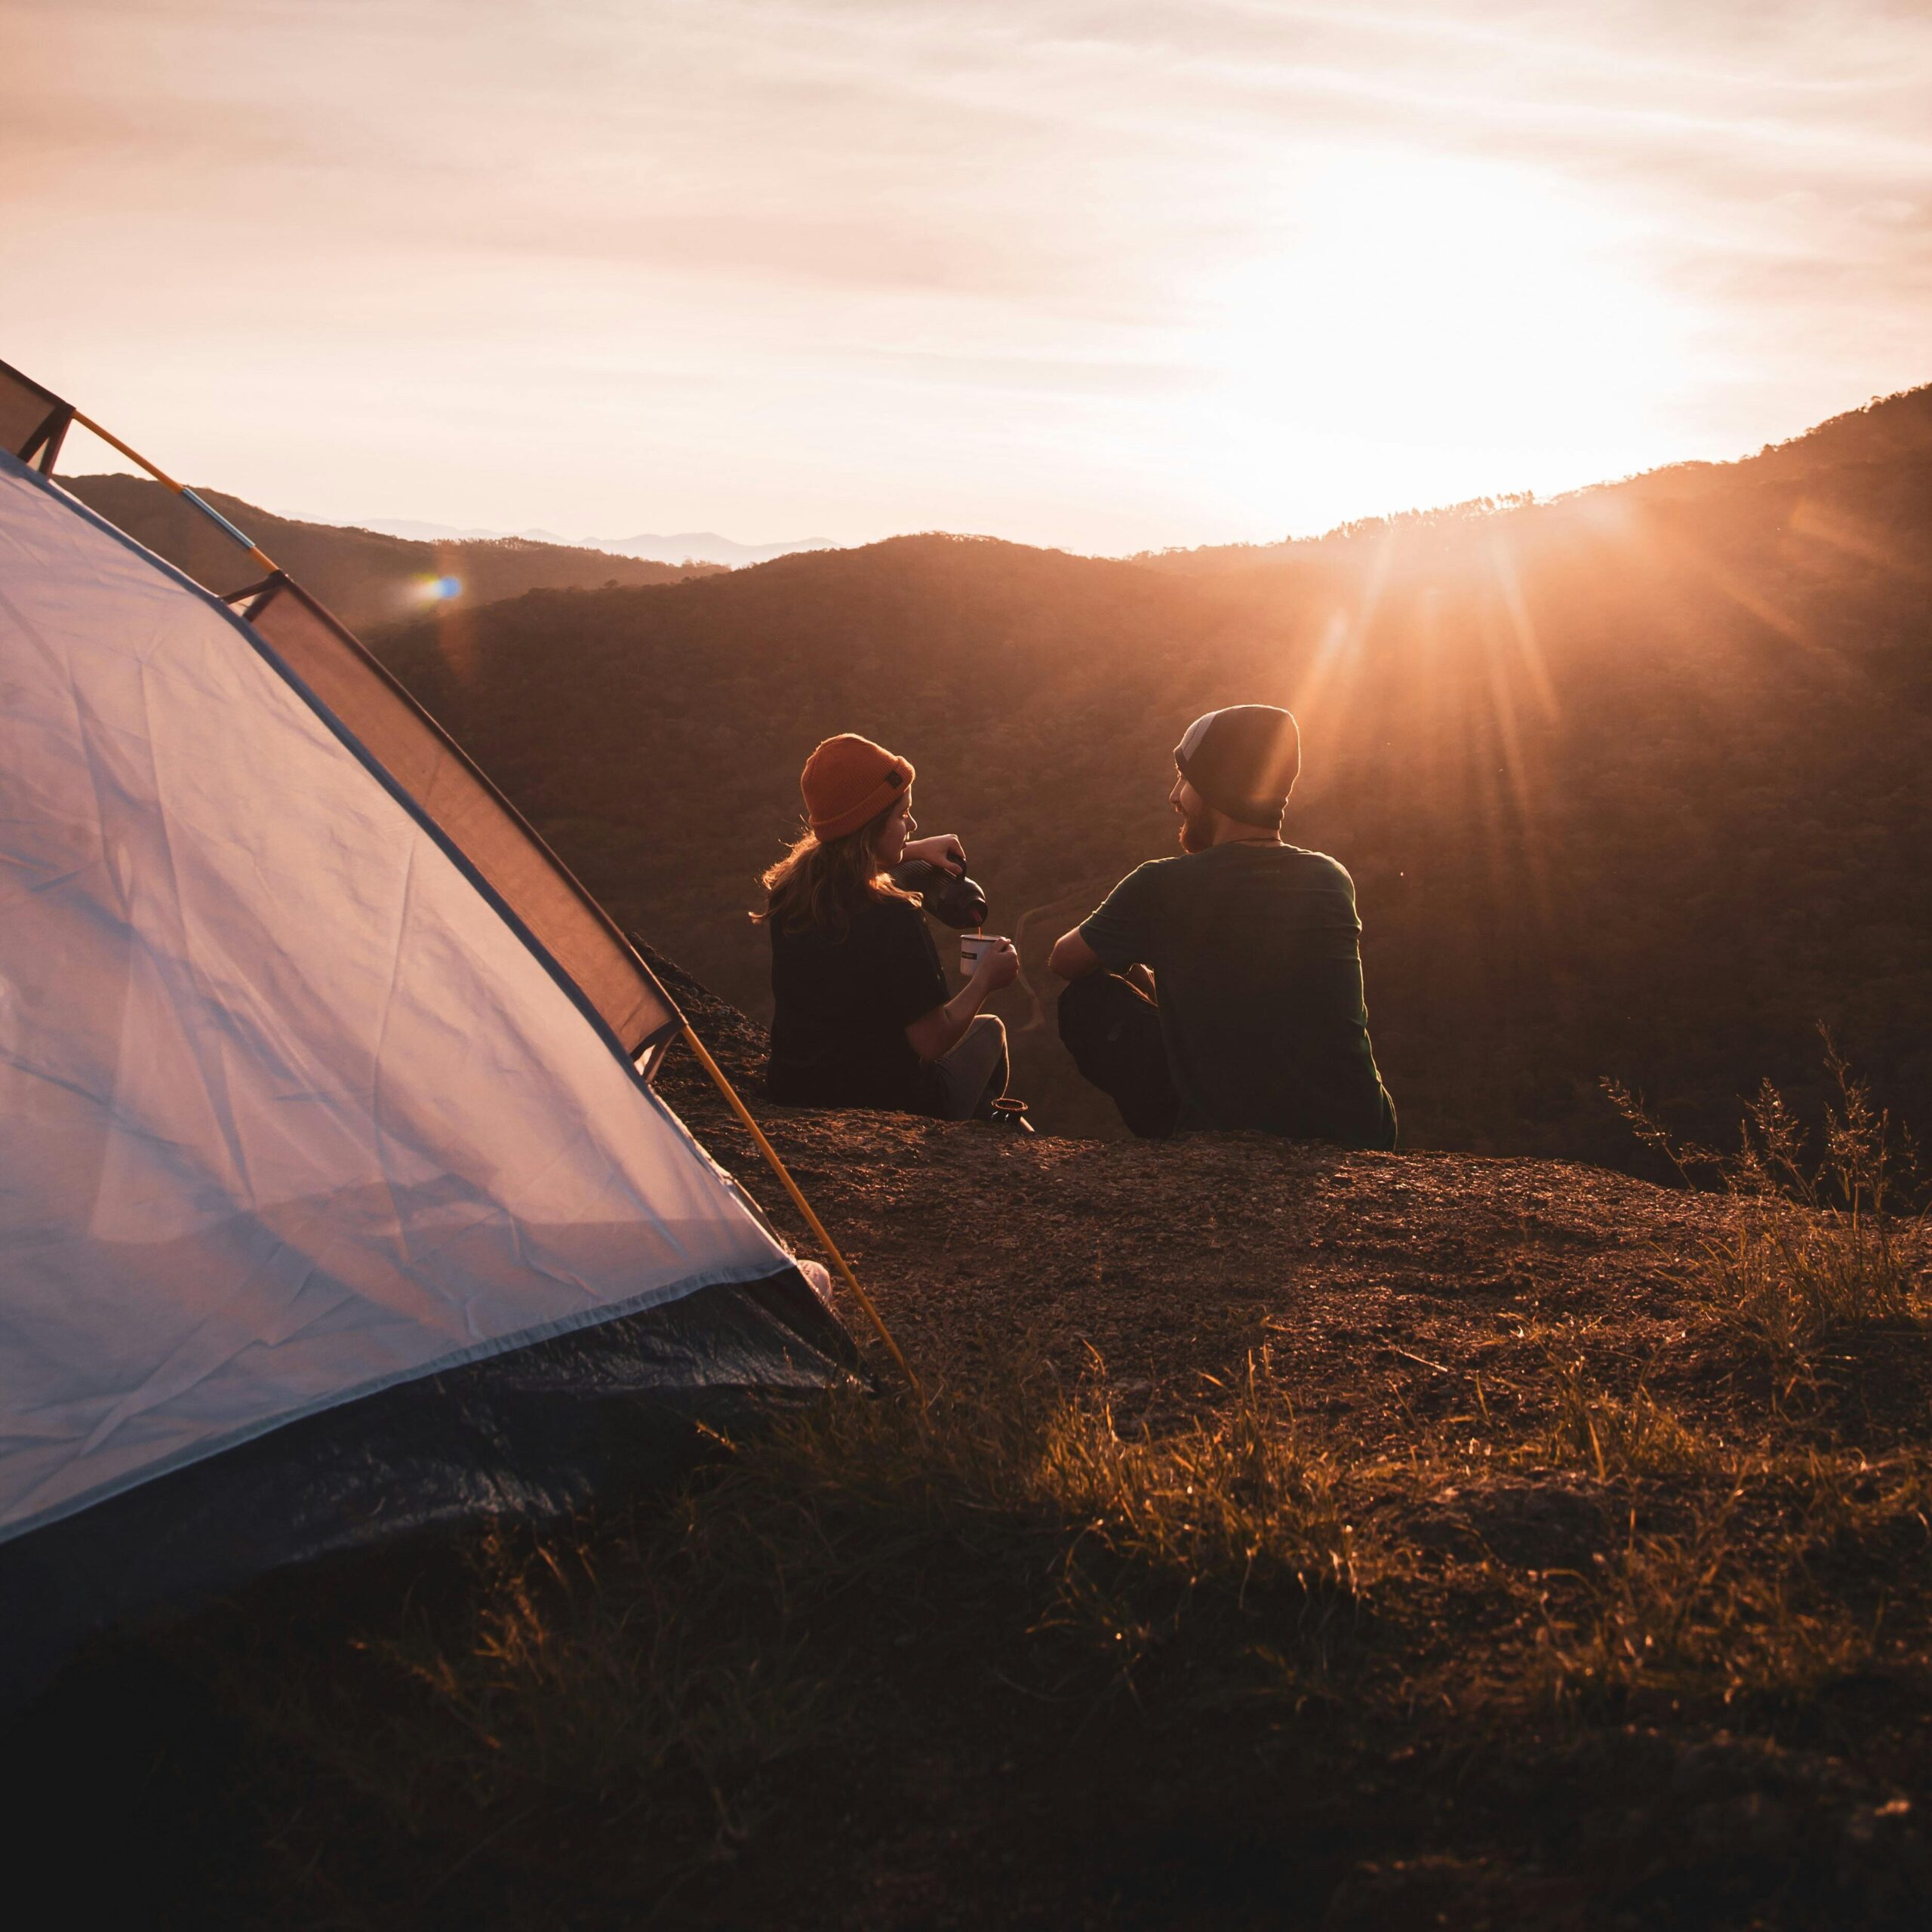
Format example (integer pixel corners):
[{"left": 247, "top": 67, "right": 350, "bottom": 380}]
[{"left": 0, "top": 454, "right": 795, "bottom": 1544}]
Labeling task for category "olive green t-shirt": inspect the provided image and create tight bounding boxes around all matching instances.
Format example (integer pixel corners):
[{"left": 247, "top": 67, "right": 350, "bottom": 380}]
[{"left": 1078, "top": 842, "right": 1395, "bottom": 1147}]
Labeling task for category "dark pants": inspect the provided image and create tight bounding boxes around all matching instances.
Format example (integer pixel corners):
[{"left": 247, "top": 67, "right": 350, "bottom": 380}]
[
  {"left": 932, "top": 1014, "right": 1010, "bottom": 1121},
  {"left": 1057, "top": 973, "right": 1182, "bottom": 1139}
]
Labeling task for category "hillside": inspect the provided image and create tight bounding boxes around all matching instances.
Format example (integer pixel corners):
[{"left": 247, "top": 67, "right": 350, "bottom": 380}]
[
  {"left": 365, "top": 384, "right": 1932, "bottom": 1164},
  {"left": 57, "top": 474, "right": 724, "bottom": 631},
  {"left": 1141, "top": 383, "right": 1932, "bottom": 574},
  {"left": 17, "top": 963, "right": 1932, "bottom": 1928}
]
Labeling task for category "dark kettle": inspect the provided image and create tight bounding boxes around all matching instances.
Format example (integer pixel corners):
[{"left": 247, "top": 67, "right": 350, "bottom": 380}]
[{"left": 890, "top": 859, "right": 989, "bottom": 931}]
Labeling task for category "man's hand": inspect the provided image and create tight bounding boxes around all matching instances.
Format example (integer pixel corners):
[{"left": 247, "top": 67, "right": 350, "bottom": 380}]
[{"left": 902, "top": 834, "right": 966, "bottom": 876}]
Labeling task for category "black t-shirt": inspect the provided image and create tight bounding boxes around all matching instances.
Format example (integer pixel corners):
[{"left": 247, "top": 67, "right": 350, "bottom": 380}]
[
  {"left": 1079, "top": 842, "right": 1395, "bottom": 1147},
  {"left": 766, "top": 894, "right": 951, "bottom": 1115}
]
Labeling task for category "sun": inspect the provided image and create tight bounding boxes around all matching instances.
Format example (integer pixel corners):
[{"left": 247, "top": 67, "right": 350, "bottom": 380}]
[{"left": 1186, "top": 150, "right": 1690, "bottom": 524}]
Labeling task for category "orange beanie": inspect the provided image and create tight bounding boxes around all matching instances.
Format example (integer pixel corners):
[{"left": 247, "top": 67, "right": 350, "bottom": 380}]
[{"left": 800, "top": 734, "right": 915, "bottom": 841}]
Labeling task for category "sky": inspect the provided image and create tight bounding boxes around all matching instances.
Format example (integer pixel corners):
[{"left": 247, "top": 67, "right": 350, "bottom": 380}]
[{"left": 5, "top": 0, "right": 1930, "bottom": 552}]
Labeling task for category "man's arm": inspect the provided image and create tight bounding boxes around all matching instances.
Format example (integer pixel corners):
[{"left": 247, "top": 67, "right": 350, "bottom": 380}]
[
  {"left": 1051, "top": 863, "right": 1164, "bottom": 982},
  {"left": 1049, "top": 928, "right": 1155, "bottom": 997},
  {"left": 1048, "top": 927, "right": 1104, "bottom": 980}
]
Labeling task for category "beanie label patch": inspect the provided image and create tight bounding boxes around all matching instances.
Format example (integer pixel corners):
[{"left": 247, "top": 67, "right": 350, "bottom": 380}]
[
  {"left": 800, "top": 734, "right": 918, "bottom": 840},
  {"left": 1177, "top": 712, "right": 1217, "bottom": 762}
]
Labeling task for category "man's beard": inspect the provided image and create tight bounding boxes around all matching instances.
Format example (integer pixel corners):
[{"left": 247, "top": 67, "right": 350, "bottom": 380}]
[{"left": 1176, "top": 804, "right": 1214, "bottom": 854}]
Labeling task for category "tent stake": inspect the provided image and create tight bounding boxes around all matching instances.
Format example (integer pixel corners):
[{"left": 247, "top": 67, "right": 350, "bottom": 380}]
[{"left": 679, "top": 1024, "right": 923, "bottom": 1401}]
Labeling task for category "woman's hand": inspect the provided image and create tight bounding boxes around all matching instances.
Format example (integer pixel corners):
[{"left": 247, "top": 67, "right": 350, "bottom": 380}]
[
  {"left": 970, "top": 937, "right": 1020, "bottom": 992},
  {"left": 902, "top": 833, "right": 966, "bottom": 876},
  {"left": 906, "top": 937, "right": 1017, "bottom": 1061}
]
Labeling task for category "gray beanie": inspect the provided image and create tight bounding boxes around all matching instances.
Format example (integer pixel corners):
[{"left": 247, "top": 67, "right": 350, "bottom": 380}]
[{"left": 1174, "top": 705, "right": 1301, "bottom": 831}]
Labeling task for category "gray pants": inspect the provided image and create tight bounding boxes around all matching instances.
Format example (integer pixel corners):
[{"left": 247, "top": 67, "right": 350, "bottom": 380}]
[{"left": 931, "top": 1014, "right": 1008, "bottom": 1121}]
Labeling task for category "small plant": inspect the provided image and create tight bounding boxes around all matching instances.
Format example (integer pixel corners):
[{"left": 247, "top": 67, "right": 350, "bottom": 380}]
[
  {"left": 1026, "top": 1356, "right": 1360, "bottom": 1675},
  {"left": 1537, "top": 1356, "right": 1710, "bottom": 1478},
  {"left": 1605, "top": 1038, "right": 1924, "bottom": 1371}
]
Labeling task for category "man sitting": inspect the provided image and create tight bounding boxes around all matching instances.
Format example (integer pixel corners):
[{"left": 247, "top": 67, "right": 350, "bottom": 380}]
[{"left": 1047, "top": 704, "right": 1397, "bottom": 1149}]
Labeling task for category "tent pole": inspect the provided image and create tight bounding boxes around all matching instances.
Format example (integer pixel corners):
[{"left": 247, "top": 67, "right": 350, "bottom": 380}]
[
  {"left": 69, "top": 411, "right": 280, "bottom": 575},
  {"left": 679, "top": 1024, "right": 923, "bottom": 1401}
]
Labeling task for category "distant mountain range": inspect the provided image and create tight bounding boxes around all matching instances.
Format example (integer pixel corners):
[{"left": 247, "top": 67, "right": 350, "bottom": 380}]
[
  {"left": 346, "top": 520, "right": 836, "bottom": 569},
  {"left": 58, "top": 477, "right": 730, "bottom": 631}
]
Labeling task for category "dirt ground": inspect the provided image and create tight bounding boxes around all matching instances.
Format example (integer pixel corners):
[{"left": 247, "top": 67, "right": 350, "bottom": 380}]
[
  {"left": 658, "top": 955, "right": 1740, "bottom": 1427},
  {"left": 13, "top": 963, "right": 1932, "bottom": 1930},
  {"left": 644, "top": 968, "right": 1932, "bottom": 1930}
]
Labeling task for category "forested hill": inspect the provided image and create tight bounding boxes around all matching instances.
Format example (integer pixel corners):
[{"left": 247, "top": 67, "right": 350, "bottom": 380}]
[
  {"left": 57, "top": 474, "right": 723, "bottom": 632},
  {"left": 368, "top": 386, "right": 1932, "bottom": 1161}
]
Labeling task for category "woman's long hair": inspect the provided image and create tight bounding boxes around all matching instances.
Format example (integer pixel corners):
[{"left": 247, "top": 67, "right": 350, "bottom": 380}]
[{"left": 754, "top": 801, "right": 918, "bottom": 939}]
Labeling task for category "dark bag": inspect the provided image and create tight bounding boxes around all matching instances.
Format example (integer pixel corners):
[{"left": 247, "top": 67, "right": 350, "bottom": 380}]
[{"left": 1057, "top": 973, "right": 1182, "bottom": 1140}]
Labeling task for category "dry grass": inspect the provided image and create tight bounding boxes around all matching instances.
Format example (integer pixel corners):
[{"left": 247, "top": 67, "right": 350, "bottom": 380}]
[
  {"left": 743, "top": 1354, "right": 1362, "bottom": 1678},
  {"left": 1534, "top": 1355, "right": 1712, "bottom": 1479},
  {"left": 129, "top": 1309, "right": 1932, "bottom": 1927},
  {"left": 123, "top": 1060, "right": 1932, "bottom": 1924},
  {"left": 1533, "top": 1498, "right": 1872, "bottom": 1717},
  {"left": 1607, "top": 1041, "right": 1924, "bottom": 1377},
  {"left": 227, "top": 1518, "right": 837, "bottom": 1863},
  {"left": 223, "top": 1343, "right": 1903, "bottom": 1852},
  {"left": 217, "top": 1358, "right": 1365, "bottom": 1873},
  {"left": 1708, "top": 1201, "right": 1915, "bottom": 1374}
]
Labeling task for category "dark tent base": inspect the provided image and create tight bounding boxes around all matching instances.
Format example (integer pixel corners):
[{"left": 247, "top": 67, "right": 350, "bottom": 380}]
[{"left": 0, "top": 1266, "right": 858, "bottom": 1707}]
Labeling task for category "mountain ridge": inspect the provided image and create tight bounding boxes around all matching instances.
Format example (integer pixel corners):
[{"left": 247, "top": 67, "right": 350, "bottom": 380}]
[
  {"left": 348, "top": 519, "right": 837, "bottom": 568},
  {"left": 56, "top": 474, "right": 728, "bottom": 631},
  {"left": 1137, "top": 380, "right": 1932, "bottom": 572}
]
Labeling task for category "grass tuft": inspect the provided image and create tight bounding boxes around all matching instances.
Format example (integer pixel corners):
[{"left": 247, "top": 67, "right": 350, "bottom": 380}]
[
  {"left": 1537, "top": 1357, "right": 1712, "bottom": 1478},
  {"left": 721, "top": 1352, "right": 1361, "bottom": 1683},
  {"left": 1535, "top": 1499, "right": 1869, "bottom": 1717},
  {"left": 1607, "top": 1039, "right": 1924, "bottom": 1374}
]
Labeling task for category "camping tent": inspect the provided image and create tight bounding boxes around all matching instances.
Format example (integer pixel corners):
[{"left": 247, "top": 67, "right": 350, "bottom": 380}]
[{"left": 0, "top": 360, "right": 858, "bottom": 1698}]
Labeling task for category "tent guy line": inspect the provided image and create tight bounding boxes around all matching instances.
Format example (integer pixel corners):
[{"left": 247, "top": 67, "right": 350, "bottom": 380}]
[{"left": 678, "top": 1020, "right": 922, "bottom": 1400}]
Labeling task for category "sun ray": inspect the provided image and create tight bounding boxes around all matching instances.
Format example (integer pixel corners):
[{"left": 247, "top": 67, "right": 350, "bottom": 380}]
[
  {"left": 1787, "top": 498, "right": 1931, "bottom": 581},
  {"left": 1484, "top": 527, "right": 1561, "bottom": 723}
]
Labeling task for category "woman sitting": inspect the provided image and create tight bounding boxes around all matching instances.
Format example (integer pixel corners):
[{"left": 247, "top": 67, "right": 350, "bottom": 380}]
[{"left": 758, "top": 734, "right": 1018, "bottom": 1119}]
